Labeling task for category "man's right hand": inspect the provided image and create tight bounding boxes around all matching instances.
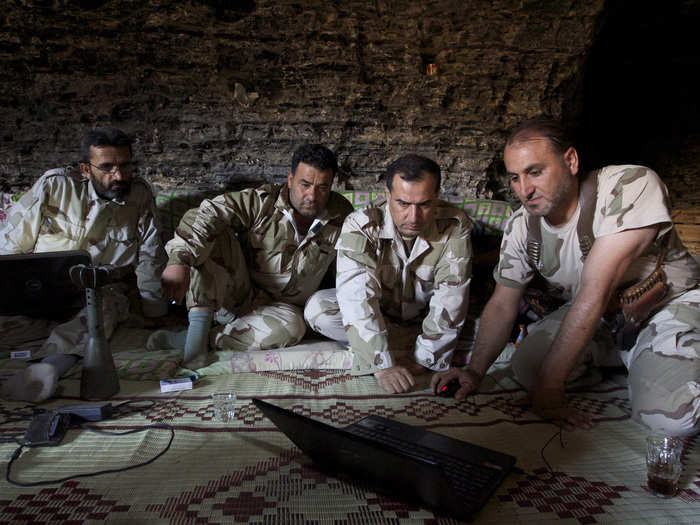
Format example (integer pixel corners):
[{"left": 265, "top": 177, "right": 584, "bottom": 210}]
[
  {"left": 161, "top": 264, "right": 190, "bottom": 304},
  {"left": 374, "top": 366, "right": 417, "bottom": 394},
  {"left": 430, "top": 368, "right": 483, "bottom": 401}
]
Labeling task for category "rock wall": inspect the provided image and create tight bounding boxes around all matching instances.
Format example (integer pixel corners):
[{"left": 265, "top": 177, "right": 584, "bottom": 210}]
[
  {"left": 576, "top": 0, "right": 700, "bottom": 209},
  {"left": 0, "top": 0, "right": 607, "bottom": 197}
]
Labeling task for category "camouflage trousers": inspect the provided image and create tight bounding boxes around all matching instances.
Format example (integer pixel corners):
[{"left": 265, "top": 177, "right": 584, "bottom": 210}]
[
  {"left": 186, "top": 230, "right": 306, "bottom": 351},
  {"left": 512, "top": 288, "right": 700, "bottom": 437},
  {"left": 0, "top": 284, "right": 130, "bottom": 359},
  {"left": 304, "top": 288, "right": 422, "bottom": 365}
]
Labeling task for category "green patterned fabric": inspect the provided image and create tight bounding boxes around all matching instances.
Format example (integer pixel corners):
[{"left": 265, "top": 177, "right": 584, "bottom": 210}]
[
  {"left": 0, "top": 192, "right": 22, "bottom": 223},
  {"left": 340, "top": 191, "right": 512, "bottom": 233},
  {"left": 154, "top": 189, "right": 220, "bottom": 241},
  {"left": 2, "top": 189, "right": 513, "bottom": 241}
]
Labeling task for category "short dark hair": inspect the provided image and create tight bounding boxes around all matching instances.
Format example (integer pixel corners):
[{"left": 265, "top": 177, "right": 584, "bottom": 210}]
[
  {"left": 80, "top": 126, "right": 133, "bottom": 162},
  {"left": 291, "top": 144, "right": 338, "bottom": 177},
  {"left": 385, "top": 154, "right": 441, "bottom": 193},
  {"left": 505, "top": 116, "right": 573, "bottom": 154}
]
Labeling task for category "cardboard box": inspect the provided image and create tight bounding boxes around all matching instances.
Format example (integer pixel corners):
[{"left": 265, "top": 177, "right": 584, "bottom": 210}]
[{"left": 160, "top": 375, "right": 198, "bottom": 393}]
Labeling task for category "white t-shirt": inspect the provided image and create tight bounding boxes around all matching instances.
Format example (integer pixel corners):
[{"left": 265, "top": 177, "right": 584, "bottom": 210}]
[{"left": 495, "top": 165, "right": 699, "bottom": 304}]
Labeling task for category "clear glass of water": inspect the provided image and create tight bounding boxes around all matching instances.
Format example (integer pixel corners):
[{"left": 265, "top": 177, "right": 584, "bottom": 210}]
[{"left": 212, "top": 392, "right": 236, "bottom": 423}]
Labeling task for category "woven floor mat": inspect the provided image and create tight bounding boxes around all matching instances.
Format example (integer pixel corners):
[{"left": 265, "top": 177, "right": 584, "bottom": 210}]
[{"left": 1, "top": 371, "right": 698, "bottom": 524}]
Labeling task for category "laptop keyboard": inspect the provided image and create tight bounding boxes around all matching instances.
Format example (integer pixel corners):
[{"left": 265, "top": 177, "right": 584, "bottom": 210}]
[{"left": 348, "top": 423, "right": 502, "bottom": 499}]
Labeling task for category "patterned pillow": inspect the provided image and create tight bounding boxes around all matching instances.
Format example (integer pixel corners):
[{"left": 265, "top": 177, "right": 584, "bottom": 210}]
[
  {"left": 154, "top": 189, "right": 220, "bottom": 242},
  {"left": 1, "top": 189, "right": 512, "bottom": 239},
  {"left": 0, "top": 193, "right": 22, "bottom": 224},
  {"left": 339, "top": 191, "right": 512, "bottom": 234},
  {"left": 154, "top": 190, "right": 513, "bottom": 240}
]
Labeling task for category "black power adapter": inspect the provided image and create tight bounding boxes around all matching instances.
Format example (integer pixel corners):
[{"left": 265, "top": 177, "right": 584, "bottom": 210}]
[
  {"left": 22, "top": 403, "right": 114, "bottom": 447},
  {"left": 55, "top": 402, "right": 114, "bottom": 422},
  {"left": 23, "top": 412, "right": 70, "bottom": 446}
]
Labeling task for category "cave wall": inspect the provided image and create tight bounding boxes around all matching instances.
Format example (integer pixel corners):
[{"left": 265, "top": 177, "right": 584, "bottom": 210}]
[
  {"left": 0, "top": 0, "right": 607, "bottom": 197},
  {"left": 576, "top": 0, "right": 700, "bottom": 208}
]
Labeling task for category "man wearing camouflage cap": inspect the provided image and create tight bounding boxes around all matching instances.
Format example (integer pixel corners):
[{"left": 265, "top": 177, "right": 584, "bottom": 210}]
[
  {"left": 305, "top": 154, "right": 473, "bottom": 393},
  {"left": 432, "top": 116, "right": 700, "bottom": 436},
  {"left": 155, "top": 144, "right": 353, "bottom": 364}
]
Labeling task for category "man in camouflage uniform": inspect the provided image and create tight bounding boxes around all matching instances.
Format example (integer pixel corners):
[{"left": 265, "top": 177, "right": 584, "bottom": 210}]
[
  {"left": 156, "top": 144, "right": 353, "bottom": 364},
  {"left": 0, "top": 126, "right": 168, "bottom": 402},
  {"left": 432, "top": 117, "right": 700, "bottom": 436},
  {"left": 305, "top": 154, "right": 473, "bottom": 393}
]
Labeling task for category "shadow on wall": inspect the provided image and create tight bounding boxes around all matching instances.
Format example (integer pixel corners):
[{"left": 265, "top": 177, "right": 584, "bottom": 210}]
[{"left": 574, "top": 0, "right": 700, "bottom": 177}]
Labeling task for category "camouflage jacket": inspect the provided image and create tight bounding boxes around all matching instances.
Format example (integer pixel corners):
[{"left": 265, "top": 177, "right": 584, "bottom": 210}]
[
  {"left": 336, "top": 198, "right": 473, "bottom": 375},
  {"left": 495, "top": 165, "right": 699, "bottom": 306},
  {"left": 0, "top": 168, "right": 168, "bottom": 317},
  {"left": 166, "top": 183, "right": 354, "bottom": 307}
]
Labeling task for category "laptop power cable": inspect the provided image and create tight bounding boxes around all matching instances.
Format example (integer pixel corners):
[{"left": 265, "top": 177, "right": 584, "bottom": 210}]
[{"left": 5, "top": 400, "right": 174, "bottom": 487}]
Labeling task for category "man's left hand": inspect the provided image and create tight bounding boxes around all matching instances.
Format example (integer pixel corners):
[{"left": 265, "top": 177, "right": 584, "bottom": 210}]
[{"left": 375, "top": 366, "right": 418, "bottom": 393}]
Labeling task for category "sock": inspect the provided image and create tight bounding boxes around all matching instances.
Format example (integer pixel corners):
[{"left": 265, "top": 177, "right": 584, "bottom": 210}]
[
  {"left": 183, "top": 310, "right": 213, "bottom": 365},
  {"left": 1, "top": 354, "right": 78, "bottom": 403}
]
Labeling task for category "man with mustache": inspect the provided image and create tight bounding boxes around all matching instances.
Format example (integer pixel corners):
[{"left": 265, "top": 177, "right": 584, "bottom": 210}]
[
  {"left": 432, "top": 116, "right": 699, "bottom": 436},
  {"left": 304, "top": 154, "right": 473, "bottom": 393},
  {"left": 153, "top": 144, "right": 353, "bottom": 364},
  {"left": 1, "top": 126, "right": 168, "bottom": 402}
]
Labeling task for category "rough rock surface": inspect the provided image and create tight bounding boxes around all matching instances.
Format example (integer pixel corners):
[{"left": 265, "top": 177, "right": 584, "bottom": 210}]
[{"left": 0, "top": 0, "right": 607, "bottom": 199}]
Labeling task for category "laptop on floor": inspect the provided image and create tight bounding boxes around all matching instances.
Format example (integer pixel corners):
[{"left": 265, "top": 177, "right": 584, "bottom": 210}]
[
  {"left": 253, "top": 398, "right": 516, "bottom": 520},
  {"left": 0, "top": 250, "right": 91, "bottom": 320}
]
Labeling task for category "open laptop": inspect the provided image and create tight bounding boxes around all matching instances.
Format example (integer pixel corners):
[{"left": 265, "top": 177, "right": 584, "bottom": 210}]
[
  {"left": 0, "top": 250, "right": 91, "bottom": 320},
  {"left": 253, "top": 398, "right": 516, "bottom": 520}
]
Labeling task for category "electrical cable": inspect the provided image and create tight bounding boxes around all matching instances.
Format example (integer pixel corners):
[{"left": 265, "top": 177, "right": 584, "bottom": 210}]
[
  {"left": 479, "top": 371, "right": 566, "bottom": 480},
  {"left": 5, "top": 400, "right": 175, "bottom": 487}
]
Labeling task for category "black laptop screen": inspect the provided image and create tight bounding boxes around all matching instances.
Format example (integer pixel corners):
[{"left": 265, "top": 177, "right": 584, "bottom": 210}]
[{"left": 0, "top": 250, "right": 91, "bottom": 320}]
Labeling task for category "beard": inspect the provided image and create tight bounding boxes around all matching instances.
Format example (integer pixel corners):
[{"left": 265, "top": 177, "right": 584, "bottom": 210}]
[
  {"left": 296, "top": 199, "right": 320, "bottom": 216},
  {"left": 524, "top": 172, "right": 576, "bottom": 218},
  {"left": 397, "top": 223, "right": 423, "bottom": 238},
  {"left": 91, "top": 177, "right": 131, "bottom": 200}
]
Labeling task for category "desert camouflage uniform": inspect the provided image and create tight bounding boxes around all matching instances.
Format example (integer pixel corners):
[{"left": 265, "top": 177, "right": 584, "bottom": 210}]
[
  {"left": 166, "top": 184, "right": 353, "bottom": 351},
  {"left": 495, "top": 165, "right": 700, "bottom": 435},
  {"left": 305, "top": 198, "right": 473, "bottom": 375},
  {"left": 0, "top": 168, "right": 167, "bottom": 357}
]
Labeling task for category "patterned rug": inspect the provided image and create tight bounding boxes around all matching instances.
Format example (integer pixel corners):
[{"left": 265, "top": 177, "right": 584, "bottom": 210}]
[{"left": 1, "top": 368, "right": 698, "bottom": 524}]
